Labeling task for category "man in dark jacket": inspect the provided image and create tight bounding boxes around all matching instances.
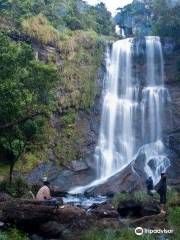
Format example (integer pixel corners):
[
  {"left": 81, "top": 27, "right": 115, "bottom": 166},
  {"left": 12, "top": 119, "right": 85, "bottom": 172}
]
[
  {"left": 146, "top": 176, "right": 154, "bottom": 196},
  {"left": 156, "top": 173, "right": 167, "bottom": 214}
]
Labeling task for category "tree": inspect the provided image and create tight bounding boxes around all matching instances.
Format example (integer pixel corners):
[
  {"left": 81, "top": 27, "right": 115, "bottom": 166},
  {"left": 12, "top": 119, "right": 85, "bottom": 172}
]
[
  {"left": 115, "top": 0, "right": 152, "bottom": 37},
  {"left": 0, "top": 32, "right": 59, "bottom": 183},
  {"left": 152, "top": 0, "right": 180, "bottom": 42},
  {"left": 0, "top": 0, "right": 115, "bottom": 35},
  {"left": 86, "top": 3, "right": 114, "bottom": 36}
]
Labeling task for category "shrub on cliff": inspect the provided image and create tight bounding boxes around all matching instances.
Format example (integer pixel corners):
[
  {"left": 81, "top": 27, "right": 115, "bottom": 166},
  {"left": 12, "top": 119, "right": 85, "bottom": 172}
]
[{"left": 21, "top": 14, "right": 60, "bottom": 45}]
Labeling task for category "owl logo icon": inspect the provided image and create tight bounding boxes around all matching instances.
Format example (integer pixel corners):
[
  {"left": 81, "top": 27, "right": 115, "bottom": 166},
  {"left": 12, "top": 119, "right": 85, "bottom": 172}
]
[{"left": 135, "top": 227, "right": 144, "bottom": 236}]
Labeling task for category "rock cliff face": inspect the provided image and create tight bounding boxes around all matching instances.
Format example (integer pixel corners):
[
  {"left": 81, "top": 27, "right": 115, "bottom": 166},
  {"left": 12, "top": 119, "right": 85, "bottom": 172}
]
[
  {"left": 28, "top": 37, "right": 180, "bottom": 193},
  {"left": 27, "top": 45, "right": 105, "bottom": 190},
  {"left": 163, "top": 38, "right": 180, "bottom": 183}
]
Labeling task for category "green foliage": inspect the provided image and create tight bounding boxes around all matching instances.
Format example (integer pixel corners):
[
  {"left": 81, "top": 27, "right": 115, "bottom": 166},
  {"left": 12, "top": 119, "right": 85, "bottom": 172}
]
[
  {"left": 0, "top": 32, "right": 59, "bottom": 182},
  {"left": 169, "top": 207, "right": 180, "bottom": 227},
  {"left": 0, "top": 32, "right": 58, "bottom": 125},
  {"left": 0, "top": 162, "right": 9, "bottom": 176},
  {"left": 0, "top": 0, "right": 36, "bottom": 21},
  {"left": 16, "top": 152, "right": 40, "bottom": 173},
  {"left": 22, "top": 14, "right": 60, "bottom": 45},
  {"left": 0, "top": 228, "right": 29, "bottom": 240},
  {"left": 82, "top": 228, "right": 154, "bottom": 240},
  {"left": 54, "top": 110, "right": 80, "bottom": 164},
  {"left": 152, "top": 0, "right": 180, "bottom": 41},
  {"left": 0, "top": 0, "right": 111, "bottom": 172},
  {"left": 169, "top": 230, "right": 180, "bottom": 240},
  {"left": 112, "top": 192, "right": 128, "bottom": 207},
  {"left": 0, "top": 0, "right": 114, "bottom": 36},
  {"left": 113, "top": 191, "right": 159, "bottom": 208},
  {"left": 115, "top": 1, "right": 152, "bottom": 37},
  {"left": 44, "top": 0, "right": 114, "bottom": 35},
  {"left": 61, "top": 111, "right": 76, "bottom": 126},
  {"left": 167, "top": 189, "right": 180, "bottom": 207},
  {"left": 134, "top": 191, "right": 159, "bottom": 202},
  {"left": 59, "top": 30, "right": 104, "bottom": 110},
  {"left": 55, "top": 125, "right": 81, "bottom": 164},
  {"left": 115, "top": 0, "right": 180, "bottom": 40},
  {"left": 86, "top": 3, "right": 114, "bottom": 36},
  {"left": 0, "top": 177, "right": 29, "bottom": 197}
]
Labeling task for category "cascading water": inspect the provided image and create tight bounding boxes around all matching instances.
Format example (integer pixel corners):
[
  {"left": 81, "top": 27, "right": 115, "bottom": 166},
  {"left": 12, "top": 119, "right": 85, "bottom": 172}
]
[
  {"left": 70, "top": 36, "right": 170, "bottom": 194},
  {"left": 95, "top": 38, "right": 138, "bottom": 179},
  {"left": 141, "top": 36, "right": 171, "bottom": 183}
]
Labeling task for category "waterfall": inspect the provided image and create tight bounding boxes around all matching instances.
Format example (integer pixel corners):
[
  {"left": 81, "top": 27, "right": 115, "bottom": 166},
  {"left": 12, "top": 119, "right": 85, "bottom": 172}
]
[
  {"left": 69, "top": 36, "right": 170, "bottom": 194},
  {"left": 142, "top": 36, "right": 171, "bottom": 183},
  {"left": 95, "top": 38, "right": 138, "bottom": 178}
]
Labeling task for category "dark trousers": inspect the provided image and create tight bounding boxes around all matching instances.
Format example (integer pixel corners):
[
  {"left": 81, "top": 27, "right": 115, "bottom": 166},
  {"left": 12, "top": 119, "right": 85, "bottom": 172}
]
[
  {"left": 43, "top": 198, "right": 62, "bottom": 207},
  {"left": 160, "top": 193, "right": 166, "bottom": 204}
]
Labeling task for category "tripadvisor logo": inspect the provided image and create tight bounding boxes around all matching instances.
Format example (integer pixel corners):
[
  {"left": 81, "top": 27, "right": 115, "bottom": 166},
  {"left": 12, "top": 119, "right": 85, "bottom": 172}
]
[
  {"left": 135, "top": 227, "right": 174, "bottom": 235},
  {"left": 135, "top": 227, "right": 144, "bottom": 236}
]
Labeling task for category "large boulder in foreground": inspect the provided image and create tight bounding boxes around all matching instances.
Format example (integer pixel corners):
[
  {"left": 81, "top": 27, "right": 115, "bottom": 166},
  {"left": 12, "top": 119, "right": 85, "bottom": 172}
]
[
  {"left": 0, "top": 199, "right": 88, "bottom": 234},
  {"left": 0, "top": 198, "right": 122, "bottom": 239}
]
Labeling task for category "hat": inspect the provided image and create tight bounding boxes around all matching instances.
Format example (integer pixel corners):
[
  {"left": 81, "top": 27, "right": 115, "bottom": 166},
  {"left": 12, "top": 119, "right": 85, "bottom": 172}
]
[{"left": 42, "top": 176, "right": 48, "bottom": 182}]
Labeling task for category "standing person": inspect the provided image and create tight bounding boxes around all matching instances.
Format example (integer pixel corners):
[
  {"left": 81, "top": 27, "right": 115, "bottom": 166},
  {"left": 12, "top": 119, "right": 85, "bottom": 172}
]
[
  {"left": 146, "top": 176, "right": 154, "bottom": 196},
  {"left": 156, "top": 173, "right": 167, "bottom": 214}
]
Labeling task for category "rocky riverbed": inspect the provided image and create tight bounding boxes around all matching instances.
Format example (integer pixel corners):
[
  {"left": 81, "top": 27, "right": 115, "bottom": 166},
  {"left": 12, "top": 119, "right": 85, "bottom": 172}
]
[{"left": 1, "top": 189, "right": 175, "bottom": 240}]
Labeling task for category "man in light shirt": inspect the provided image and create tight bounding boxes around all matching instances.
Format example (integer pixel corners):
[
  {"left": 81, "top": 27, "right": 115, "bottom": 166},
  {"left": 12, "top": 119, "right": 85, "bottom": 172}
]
[
  {"left": 36, "top": 177, "right": 63, "bottom": 207},
  {"left": 36, "top": 177, "right": 51, "bottom": 201}
]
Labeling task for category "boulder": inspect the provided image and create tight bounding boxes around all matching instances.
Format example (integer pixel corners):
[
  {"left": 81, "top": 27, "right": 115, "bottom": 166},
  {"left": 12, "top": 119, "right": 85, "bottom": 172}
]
[
  {"left": 51, "top": 168, "right": 96, "bottom": 192},
  {"left": 87, "top": 164, "right": 144, "bottom": 196},
  {"left": 39, "top": 221, "right": 65, "bottom": 238},
  {"left": 27, "top": 162, "right": 59, "bottom": 184},
  {"left": 90, "top": 202, "right": 119, "bottom": 219},
  {"left": 0, "top": 199, "right": 88, "bottom": 234},
  {"left": 117, "top": 200, "right": 160, "bottom": 218},
  {"left": 70, "top": 160, "right": 89, "bottom": 172},
  {"left": 30, "top": 234, "right": 44, "bottom": 240},
  {"left": 0, "top": 192, "right": 12, "bottom": 202},
  {"left": 27, "top": 161, "right": 96, "bottom": 193}
]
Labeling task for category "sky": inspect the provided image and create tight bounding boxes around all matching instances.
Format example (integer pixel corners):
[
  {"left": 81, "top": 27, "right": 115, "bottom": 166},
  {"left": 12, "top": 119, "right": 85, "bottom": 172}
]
[{"left": 85, "top": 0, "right": 133, "bottom": 15}]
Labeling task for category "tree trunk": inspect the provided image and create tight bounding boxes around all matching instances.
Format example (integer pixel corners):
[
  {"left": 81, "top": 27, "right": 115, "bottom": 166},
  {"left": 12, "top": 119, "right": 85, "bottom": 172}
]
[{"left": 9, "top": 160, "right": 15, "bottom": 184}]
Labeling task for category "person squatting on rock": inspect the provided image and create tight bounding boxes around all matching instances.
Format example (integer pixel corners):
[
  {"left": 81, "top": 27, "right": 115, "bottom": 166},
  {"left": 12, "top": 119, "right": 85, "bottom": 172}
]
[
  {"left": 36, "top": 177, "right": 60, "bottom": 207},
  {"left": 156, "top": 173, "right": 167, "bottom": 214},
  {"left": 146, "top": 176, "right": 154, "bottom": 196}
]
